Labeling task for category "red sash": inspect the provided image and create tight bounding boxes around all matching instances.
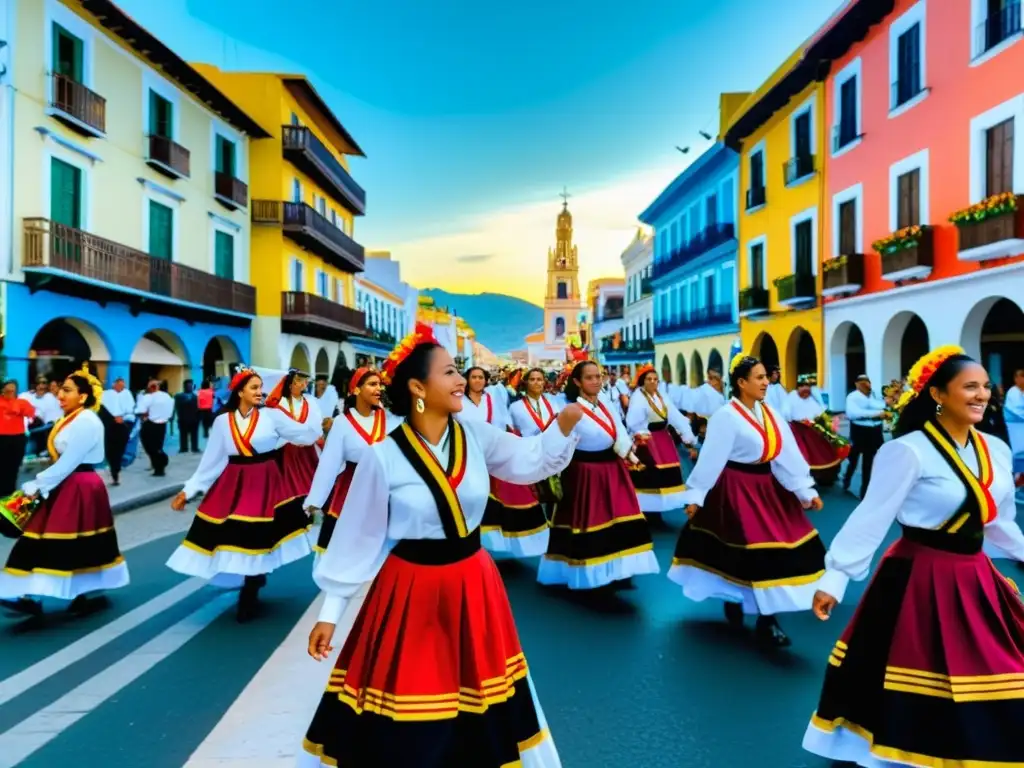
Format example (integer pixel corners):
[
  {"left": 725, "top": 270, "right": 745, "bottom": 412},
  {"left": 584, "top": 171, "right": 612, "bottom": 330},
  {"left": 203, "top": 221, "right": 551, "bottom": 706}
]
[
  {"left": 278, "top": 397, "right": 309, "bottom": 424},
  {"left": 580, "top": 400, "right": 617, "bottom": 441},
  {"left": 730, "top": 401, "right": 783, "bottom": 463},
  {"left": 229, "top": 409, "right": 260, "bottom": 457},
  {"left": 525, "top": 396, "right": 555, "bottom": 432},
  {"left": 346, "top": 409, "right": 386, "bottom": 445}
]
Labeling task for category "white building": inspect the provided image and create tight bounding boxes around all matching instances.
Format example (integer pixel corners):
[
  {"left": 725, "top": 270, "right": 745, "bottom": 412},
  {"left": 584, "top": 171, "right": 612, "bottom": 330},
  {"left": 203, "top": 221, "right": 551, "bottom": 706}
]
[
  {"left": 603, "top": 230, "right": 654, "bottom": 378},
  {"left": 350, "top": 250, "right": 418, "bottom": 365},
  {"left": 588, "top": 278, "right": 625, "bottom": 368}
]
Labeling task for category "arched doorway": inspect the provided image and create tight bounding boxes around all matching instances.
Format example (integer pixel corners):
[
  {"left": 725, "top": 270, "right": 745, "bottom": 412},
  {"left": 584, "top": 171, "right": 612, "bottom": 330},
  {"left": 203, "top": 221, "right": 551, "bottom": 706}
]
[
  {"left": 290, "top": 343, "right": 311, "bottom": 373},
  {"left": 979, "top": 298, "right": 1024, "bottom": 390},
  {"left": 28, "top": 318, "right": 111, "bottom": 385},
  {"left": 882, "top": 312, "right": 929, "bottom": 382},
  {"left": 690, "top": 351, "right": 704, "bottom": 388},
  {"left": 330, "top": 350, "right": 349, "bottom": 393},
  {"left": 707, "top": 348, "right": 724, "bottom": 376},
  {"left": 830, "top": 322, "right": 866, "bottom": 396},
  {"left": 785, "top": 327, "right": 818, "bottom": 388},
  {"left": 675, "top": 353, "right": 687, "bottom": 386},
  {"left": 130, "top": 330, "right": 187, "bottom": 393},
  {"left": 752, "top": 331, "right": 780, "bottom": 371},
  {"left": 202, "top": 335, "right": 241, "bottom": 384},
  {"left": 315, "top": 348, "right": 330, "bottom": 378},
  {"left": 660, "top": 355, "right": 672, "bottom": 384}
]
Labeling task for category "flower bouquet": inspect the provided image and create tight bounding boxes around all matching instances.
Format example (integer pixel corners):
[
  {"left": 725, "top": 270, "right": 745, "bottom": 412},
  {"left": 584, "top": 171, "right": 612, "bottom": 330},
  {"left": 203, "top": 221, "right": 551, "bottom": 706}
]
[
  {"left": 872, "top": 225, "right": 925, "bottom": 255},
  {"left": 810, "top": 412, "right": 851, "bottom": 460},
  {"left": 0, "top": 491, "right": 40, "bottom": 539}
]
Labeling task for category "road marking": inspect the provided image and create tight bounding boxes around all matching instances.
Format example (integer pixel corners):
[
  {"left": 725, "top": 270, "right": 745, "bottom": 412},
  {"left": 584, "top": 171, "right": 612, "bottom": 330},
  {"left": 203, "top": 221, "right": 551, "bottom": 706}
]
[
  {"left": 0, "top": 591, "right": 235, "bottom": 768},
  {"left": 0, "top": 577, "right": 206, "bottom": 708}
]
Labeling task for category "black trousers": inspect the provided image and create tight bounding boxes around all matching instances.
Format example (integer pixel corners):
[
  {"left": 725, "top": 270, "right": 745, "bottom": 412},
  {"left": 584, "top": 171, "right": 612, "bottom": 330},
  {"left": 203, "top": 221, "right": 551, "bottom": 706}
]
[
  {"left": 106, "top": 421, "right": 132, "bottom": 481},
  {"left": 843, "top": 423, "right": 885, "bottom": 496},
  {"left": 0, "top": 433, "right": 26, "bottom": 497},
  {"left": 200, "top": 410, "right": 215, "bottom": 438},
  {"left": 178, "top": 420, "right": 200, "bottom": 453},
  {"left": 140, "top": 421, "right": 169, "bottom": 475}
]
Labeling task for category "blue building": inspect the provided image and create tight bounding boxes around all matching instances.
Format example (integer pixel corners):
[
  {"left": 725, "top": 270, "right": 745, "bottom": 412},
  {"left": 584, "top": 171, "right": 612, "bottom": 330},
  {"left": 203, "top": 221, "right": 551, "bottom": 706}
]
[{"left": 639, "top": 100, "right": 744, "bottom": 388}]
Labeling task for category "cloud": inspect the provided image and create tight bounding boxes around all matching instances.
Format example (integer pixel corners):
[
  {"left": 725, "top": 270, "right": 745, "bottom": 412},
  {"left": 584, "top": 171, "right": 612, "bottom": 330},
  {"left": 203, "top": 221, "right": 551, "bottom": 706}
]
[{"left": 379, "top": 165, "right": 681, "bottom": 304}]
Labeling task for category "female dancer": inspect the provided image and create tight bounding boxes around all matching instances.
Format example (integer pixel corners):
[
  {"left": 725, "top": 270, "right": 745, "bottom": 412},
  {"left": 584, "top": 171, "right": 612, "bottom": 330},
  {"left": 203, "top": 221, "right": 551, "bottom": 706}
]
[
  {"left": 625, "top": 364, "right": 697, "bottom": 516},
  {"left": 785, "top": 374, "right": 849, "bottom": 487},
  {"left": 0, "top": 364, "right": 129, "bottom": 616},
  {"left": 460, "top": 366, "right": 550, "bottom": 558},
  {"left": 537, "top": 360, "right": 659, "bottom": 591},
  {"left": 669, "top": 354, "right": 824, "bottom": 647},
  {"left": 510, "top": 367, "right": 563, "bottom": 508},
  {"left": 301, "top": 324, "right": 578, "bottom": 767},
  {"left": 804, "top": 347, "right": 1024, "bottom": 767},
  {"left": 264, "top": 369, "right": 322, "bottom": 516},
  {"left": 168, "top": 367, "right": 319, "bottom": 621},
  {"left": 305, "top": 367, "right": 397, "bottom": 556}
]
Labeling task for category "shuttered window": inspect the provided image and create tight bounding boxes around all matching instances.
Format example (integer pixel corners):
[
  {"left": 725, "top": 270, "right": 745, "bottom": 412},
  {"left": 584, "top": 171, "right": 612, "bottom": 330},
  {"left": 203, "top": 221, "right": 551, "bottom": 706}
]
[
  {"left": 50, "top": 158, "right": 82, "bottom": 228},
  {"left": 214, "top": 230, "right": 234, "bottom": 280},
  {"left": 215, "top": 135, "right": 236, "bottom": 176},
  {"left": 149, "top": 91, "right": 173, "bottom": 138},
  {"left": 750, "top": 151, "right": 764, "bottom": 190},
  {"left": 795, "top": 220, "right": 813, "bottom": 274},
  {"left": 750, "top": 243, "right": 764, "bottom": 288},
  {"left": 53, "top": 24, "right": 83, "bottom": 81},
  {"left": 705, "top": 194, "right": 717, "bottom": 229},
  {"left": 895, "top": 23, "right": 922, "bottom": 106},
  {"left": 839, "top": 77, "right": 857, "bottom": 145},
  {"left": 897, "top": 169, "right": 921, "bottom": 229},
  {"left": 986, "top": 118, "right": 1014, "bottom": 196},
  {"left": 148, "top": 201, "right": 173, "bottom": 261},
  {"left": 838, "top": 200, "right": 857, "bottom": 255}
]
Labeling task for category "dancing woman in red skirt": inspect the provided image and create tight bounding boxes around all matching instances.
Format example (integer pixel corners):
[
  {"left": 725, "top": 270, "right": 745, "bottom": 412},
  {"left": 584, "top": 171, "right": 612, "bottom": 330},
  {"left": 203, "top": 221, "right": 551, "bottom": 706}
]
[
  {"left": 459, "top": 366, "right": 551, "bottom": 558},
  {"left": 784, "top": 374, "right": 849, "bottom": 486},
  {"left": 537, "top": 360, "right": 660, "bottom": 591},
  {"left": 301, "top": 324, "right": 579, "bottom": 767},
  {"left": 669, "top": 355, "right": 824, "bottom": 647},
  {"left": 264, "top": 369, "right": 321, "bottom": 516},
  {"left": 0, "top": 365, "right": 129, "bottom": 617},
  {"left": 168, "top": 367, "right": 320, "bottom": 621},
  {"left": 804, "top": 347, "right": 1024, "bottom": 767},
  {"left": 625, "top": 364, "right": 696, "bottom": 516},
  {"left": 305, "top": 367, "right": 397, "bottom": 558}
]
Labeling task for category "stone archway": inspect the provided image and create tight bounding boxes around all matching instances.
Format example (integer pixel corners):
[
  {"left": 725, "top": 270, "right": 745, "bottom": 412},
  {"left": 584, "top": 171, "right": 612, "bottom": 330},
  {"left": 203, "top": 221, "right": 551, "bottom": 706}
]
[
  {"left": 28, "top": 317, "right": 113, "bottom": 386},
  {"left": 882, "top": 311, "right": 929, "bottom": 382},
  {"left": 315, "top": 348, "right": 330, "bottom": 378},
  {"left": 707, "top": 348, "right": 724, "bottom": 376},
  {"left": 690, "top": 350, "right": 704, "bottom": 388},
  {"left": 785, "top": 326, "right": 818, "bottom": 389},
  {"left": 660, "top": 354, "right": 672, "bottom": 384},
  {"left": 829, "top": 321, "right": 866, "bottom": 399},
  {"left": 290, "top": 343, "right": 312, "bottom": 373},
  {"left": 752, "top": 331, "right": 780, "bottom": 371},
  {"left": 130, "top": 330, "right": 188, "bottom": 393},
  {"left": 961, "top": 296, "right": 1024, "bottom": 390},
  {"left": 202, "top": 335, "right": 241, "bottom": 384},
  {"left": 675, "top": 353, "right": 687, "bottom": 386}
]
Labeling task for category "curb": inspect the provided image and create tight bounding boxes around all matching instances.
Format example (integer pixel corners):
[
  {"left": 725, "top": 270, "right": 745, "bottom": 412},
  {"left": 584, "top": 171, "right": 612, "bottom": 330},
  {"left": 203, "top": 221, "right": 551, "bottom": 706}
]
[{"left": 111, "top": 483, "right": 185, "bottom": 516}]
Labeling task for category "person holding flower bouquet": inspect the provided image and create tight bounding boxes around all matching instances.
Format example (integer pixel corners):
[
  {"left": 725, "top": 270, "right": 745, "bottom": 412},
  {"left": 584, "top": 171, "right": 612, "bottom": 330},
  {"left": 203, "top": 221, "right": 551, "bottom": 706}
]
[
  {"left": 784, "top": 375, "right": 849, "bottom": 487},
  {"left": 0, "top": 365, "right": 129, "bottom": 617}
]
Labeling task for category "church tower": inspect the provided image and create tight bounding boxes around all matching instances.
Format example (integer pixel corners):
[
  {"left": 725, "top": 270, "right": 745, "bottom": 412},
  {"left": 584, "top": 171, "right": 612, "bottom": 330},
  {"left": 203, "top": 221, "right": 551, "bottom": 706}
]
[{"left": 543, "top": 190, "right": 584, "bottom": 347}]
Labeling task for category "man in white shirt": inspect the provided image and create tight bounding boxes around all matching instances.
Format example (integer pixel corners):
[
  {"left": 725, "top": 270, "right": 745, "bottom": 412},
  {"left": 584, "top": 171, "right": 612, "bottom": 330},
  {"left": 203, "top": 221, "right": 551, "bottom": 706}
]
[
  {"left": 1005, "top": 367, "right": 1024, "bottom": 494},
  {"left": 102, "top": 377, "right": 136, "bottom": 485},
  {"left": 20, "top": 376, "right": 61, "bottom": 456},
  {"left": 842, "top": 374, "right": 888, "bottom": 498},
  {"left": 137, "top": 379, "right": 174, "bottom": 477}
]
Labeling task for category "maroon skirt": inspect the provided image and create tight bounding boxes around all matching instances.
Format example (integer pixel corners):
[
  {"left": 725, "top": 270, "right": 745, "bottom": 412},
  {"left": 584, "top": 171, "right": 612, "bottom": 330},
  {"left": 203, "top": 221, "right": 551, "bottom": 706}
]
[
  {"left": 631, "top": 426, "right": 685, "bottom": 497},
  {"left": 545, "top": 449, "right": 653, "bottom": 567},
  {"left": 315, "top": 461, "right": 357, "bottom": 554},
  {"left": 790, "top": 421, "right": 846, "bottom": 470},
  {"left": 671, "top": 461, "right": 824, "bottom": 588},
  {"left": 279, "top": 442, "right": 320, "bottom": 506},
  {"left": 4, "top": 467, "right": 124, "bottom": 577},
  {"left": 481, "top": 476, "right": 550, "bottom": 544},
  {"left": 809, "top": 535, "right": 1024, "bottom": 763}
]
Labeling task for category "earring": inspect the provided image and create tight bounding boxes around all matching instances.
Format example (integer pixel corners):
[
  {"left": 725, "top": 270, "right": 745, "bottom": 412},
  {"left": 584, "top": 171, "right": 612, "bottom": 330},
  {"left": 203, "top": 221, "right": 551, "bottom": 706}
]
[
  {"left": 935, "top": 402, "right": 943, "bottom": 416},
  {"left": 415, "top": 397, "right": 425, "bottom": 414}
]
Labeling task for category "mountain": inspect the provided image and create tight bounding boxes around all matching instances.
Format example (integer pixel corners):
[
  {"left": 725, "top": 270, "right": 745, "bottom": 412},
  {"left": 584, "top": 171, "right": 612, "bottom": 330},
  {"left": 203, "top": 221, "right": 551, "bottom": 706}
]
[{"left": 420, "top": 289, "right": 543, "bottom": 355}]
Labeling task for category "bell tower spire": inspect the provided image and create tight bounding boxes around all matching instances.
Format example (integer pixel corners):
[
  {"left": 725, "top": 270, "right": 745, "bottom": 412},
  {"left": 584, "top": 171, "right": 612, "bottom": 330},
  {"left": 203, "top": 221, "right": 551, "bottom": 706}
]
[{"left": 542, "top": 188, "right": 583, "bottom": 349}]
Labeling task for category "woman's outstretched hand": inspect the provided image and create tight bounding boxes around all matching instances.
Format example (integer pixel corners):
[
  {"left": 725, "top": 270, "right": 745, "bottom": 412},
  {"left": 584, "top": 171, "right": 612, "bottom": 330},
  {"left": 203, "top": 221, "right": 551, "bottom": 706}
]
[
  {"left": 170, "top": 491, "right": 187, "bottom": 512},
  {"left": 812, "top": 590, "right": 837, "bottom": 621},
  {"left": 556, "top": 404, "right": 583, "bottom": 435},
  {"left": 308, "top": 621, "right": 336, "bottom": 660},
  {"left": 684, "top": 504, "right": 700, "bottom": 519},
  {"left": 802, "top": 496, "right": 824, "bottom": 511}
]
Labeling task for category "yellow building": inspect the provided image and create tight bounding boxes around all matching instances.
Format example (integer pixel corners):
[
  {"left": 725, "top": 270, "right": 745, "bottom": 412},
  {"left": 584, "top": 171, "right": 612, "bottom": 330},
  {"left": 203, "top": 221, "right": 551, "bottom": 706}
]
[
  {"left": 417, "top": 297, "right": 477, "bottom": 368},
  {"left": 3, "top": 0, "right": 269, "bottom": 392},
  {"left": 193, "top": 65, "right": 367, "bottom": 378},
  {"left": 725, "top": 50, "right": 825, "bottom": 390}
]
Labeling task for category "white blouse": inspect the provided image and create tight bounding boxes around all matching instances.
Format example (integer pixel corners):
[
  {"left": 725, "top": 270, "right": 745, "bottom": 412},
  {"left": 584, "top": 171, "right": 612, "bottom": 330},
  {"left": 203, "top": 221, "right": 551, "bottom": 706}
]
[
  {"left": 315, "top": 419, "right": 578, "bottom": 623},
  {"left": 458, "top": 390, "right": 511, "bottom": 429},
  {"left": 182, "top": 407, "right": 321, "bottom": 499},
  {"left": 304, "top": 408, "right": 400, "bottom": 510},
  {"left": 785, "top": 391, "right": 825, "bottom": 423},
  {"left": 818, "top": 431, "right": 1024, "bottom": 602},
  {"left": 681, "top": 397, "right": 817, "bottom": 508},
  {"left": 571, "top": 397, "right": 633, "bottom": 457},
  {"left": 765, "top": 382, "right": 788, "bottom": 414},
  {"left": 689, "top": 383, "right": 728, "bottom": 417},
  {"left": 23, "top": 409, "right": 106, "bottom": 498},
  {"left": 273, "top": 394, "right": 323, "bottom": 449},
  {"left": 509, "top": 394, "right": 562, "bottom": 437},
  {"left": 625, "top": 389, "right": 696, "bottom": 444}
]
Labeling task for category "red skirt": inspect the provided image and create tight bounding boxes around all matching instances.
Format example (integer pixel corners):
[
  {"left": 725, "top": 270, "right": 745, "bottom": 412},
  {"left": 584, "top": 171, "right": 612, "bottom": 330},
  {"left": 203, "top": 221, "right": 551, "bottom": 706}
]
[
  {"left": 302, "top": 535, "right": 549, "bottom": 765},
  {"left": 3, "top": 467, "right": 124, "bottom": 577},
  {"left": 315, "top": 461, "right": 357, "bottom": 553},
  {"left": 631, "top": 427, "right": 685, "bottom": 499},
  {"left": 279, "top": 442, "right": 320, "bottom": 506},
  {"left": 808, "top": 535, "right": 1024, "bottom": 764},
  {"left": 790, "top": 421, "right": 848, "bottom": 469},
  {"left": 671, "top": 461, "right": 824, "bottom": 588}
]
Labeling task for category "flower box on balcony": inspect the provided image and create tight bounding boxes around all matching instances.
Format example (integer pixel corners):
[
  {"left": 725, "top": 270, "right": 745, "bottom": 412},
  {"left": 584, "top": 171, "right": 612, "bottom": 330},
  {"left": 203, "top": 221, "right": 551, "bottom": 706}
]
[
  {"left": 950, "top": 193, "right": 1024, "bottom": 262},
  {"left": 822, "top": 253, "right": 865, "bottom": 297},
  {"left": 774, "top": 271, "right": 816, "bottom": 306},
  {"left": 875, "top": 225, "right": 933, "bottom": 282},
  {"left": 738, "top": 286, "right": 769, "bottom": 317}
]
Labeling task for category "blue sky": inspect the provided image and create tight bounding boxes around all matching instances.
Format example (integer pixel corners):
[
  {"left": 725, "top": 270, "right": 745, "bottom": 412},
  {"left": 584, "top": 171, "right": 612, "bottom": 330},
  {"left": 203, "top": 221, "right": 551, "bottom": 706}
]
[{"left": 119, "top": 0, "right": 846, "bottom": 303}]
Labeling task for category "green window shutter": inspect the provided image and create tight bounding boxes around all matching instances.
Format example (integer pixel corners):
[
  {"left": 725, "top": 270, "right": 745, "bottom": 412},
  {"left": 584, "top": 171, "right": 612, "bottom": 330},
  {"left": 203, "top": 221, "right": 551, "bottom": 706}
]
[
  {"left": 52, "top": 25, "right": 83, "bottom": 81},
  {"left": 214, "top": 231, "right": 234, "bottom": 280},
  {"left": 50, "top": 158, "right": 81, "bottom": 228},
  {"left": 214, "top": 136, "right": 225, "bottom": 173},
  {"left": 149, "top": 92, "right": 173, "bottom": 138},
  {"left": 148, "top": 90, "right": 158, "bottom": 135},
  {"left": 148, "top": 201, "right": 173, "bottom": 261},
  {"left": 215, "top": 136, "right": 235, "bottom": 175}
]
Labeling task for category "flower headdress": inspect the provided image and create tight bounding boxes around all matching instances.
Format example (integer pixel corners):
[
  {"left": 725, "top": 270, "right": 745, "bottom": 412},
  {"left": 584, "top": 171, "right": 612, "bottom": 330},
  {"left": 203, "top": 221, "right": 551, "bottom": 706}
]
[
  {"left": 348, "top": 366, "right": 377, "bottom": 395},
  {"left": 229, "top": 365, "right": 258, "bottom": 393},
  {"left": 797, "top": 373, "right": 814, "bottom": 386},
  {"left": 74, "top": 362, "right": 103, "bottom": 412},
  {"left": 380, "top": 323, "right": 439, "bottom": 385},
  {"left": 895, "top": 345, "right": 966, "bottom": 412},
  {"left": 507, "top": 368, "right": 524, "bottom": 391},
  {"left": 633, "top": 364, "right": 656, "bottom": 389},
  {"left": 728, "top": 352, "right": 748, "bottom": 375}
]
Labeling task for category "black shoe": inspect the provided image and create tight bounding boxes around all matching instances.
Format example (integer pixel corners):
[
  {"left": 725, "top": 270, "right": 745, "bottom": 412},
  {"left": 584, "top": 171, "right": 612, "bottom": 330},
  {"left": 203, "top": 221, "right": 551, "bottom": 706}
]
[
  {"left": 1, "top": 597, "right": 43, "bottom": 617},
  {"left": 236, "top": 575, "right": 266, "bottom": 623},
  {"left": 67, "top": 594, "right": 109, "bottom": 616},
  {"left": 755, "top": 615, "right": 791, "bottom": 647},
  {"left": 724, "top": 601, "right": 745, "bottom": 627}
]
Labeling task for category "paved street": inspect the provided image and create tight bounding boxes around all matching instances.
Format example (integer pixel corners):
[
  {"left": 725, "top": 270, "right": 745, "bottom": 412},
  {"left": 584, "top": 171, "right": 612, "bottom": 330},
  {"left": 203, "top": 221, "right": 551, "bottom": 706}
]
[{"left": 1, "top": 481, "right": 1022, "bottom": 768}]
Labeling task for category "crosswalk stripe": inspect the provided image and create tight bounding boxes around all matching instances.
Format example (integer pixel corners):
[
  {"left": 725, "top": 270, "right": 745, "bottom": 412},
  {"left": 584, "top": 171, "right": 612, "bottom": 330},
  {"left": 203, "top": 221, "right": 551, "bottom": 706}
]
[
  {"left": 0, "top": 591, "right": 235, "bottom": 768},
  {"left": 0, "top": 577, "right": 206, "bottom": 708}
]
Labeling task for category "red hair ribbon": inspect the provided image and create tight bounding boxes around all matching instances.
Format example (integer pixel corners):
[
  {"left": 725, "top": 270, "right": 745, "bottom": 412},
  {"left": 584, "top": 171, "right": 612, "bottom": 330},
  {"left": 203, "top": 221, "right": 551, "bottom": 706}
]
[
  {"left": 349, "top": 367, "right": 376, "bottom": 395},
  {"left": 380, "top": 323, "right": 439, "bottom": 385},
  {"left": 228, "top": 366, "right": 258, "bottom": 393}
]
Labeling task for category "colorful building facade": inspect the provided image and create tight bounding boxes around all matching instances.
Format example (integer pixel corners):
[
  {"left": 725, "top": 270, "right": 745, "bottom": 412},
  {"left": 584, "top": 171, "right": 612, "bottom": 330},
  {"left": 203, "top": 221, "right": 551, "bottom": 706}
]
[
  {"left": 1, "top": 0, "right": 268, "bottom": 393},
  {"left": 588, "top": 277, "right": 624, "bottom": 369},
  {"left": 194, "top": 65, "right": 367, "bottom": 378},
  {"left": 821, "top": 0, "right": 1024, "bottom": 403},
  {"left": 417, "top": 296, "right": 476, "bottom": 369},
  {"left": 600, "top": 231, "right": 653, "bottom": 378}
]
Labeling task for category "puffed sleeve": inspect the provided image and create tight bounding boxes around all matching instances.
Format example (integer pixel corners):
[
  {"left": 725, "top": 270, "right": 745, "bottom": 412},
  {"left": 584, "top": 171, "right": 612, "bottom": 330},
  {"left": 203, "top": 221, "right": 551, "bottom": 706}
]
[
  {"left": 465, "top": 418, "right": 577, "bottom": 484},
  {"left": 266, "top": 406, "right": 320, "bottom": 446},
  {"left": 982, "top": 439, "right": 1024, "bottom": 561},
  {"left": 817, "top": 439, "right": 921, "bottom": 602},
  {"left": 769, "top": 411, "right": 818, "bottom": 503},
  {"left": 182, "top": 415, "right": 230, "bottom": 500},
  {"left": 305, "top": 418, "right": 348, "bottom": 510},
  {"left": 625, "top": 392, "right": 650, "bottom": 436},
  {"left": 314, "top": 446, "right": 391, "bottom": 624},
  {"left": 23, "top": 417, "right": 97, "bottom": 498},
  {"left": 667, "top": 400, "right": 696, "bottom": 444}
]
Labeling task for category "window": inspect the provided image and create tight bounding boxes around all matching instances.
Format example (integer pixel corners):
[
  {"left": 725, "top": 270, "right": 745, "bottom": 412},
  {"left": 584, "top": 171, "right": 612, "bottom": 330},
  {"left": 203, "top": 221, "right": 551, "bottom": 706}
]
[
  {"left": 750, "top": 150, "right": 764, "bottom": 189},
  {"left": 291, "top": 178, "right": 302, "bottom": 203},
  {"left": 148, "top": 201, "right": 173, "bottom": 261},
  {"left": 52, "top": 24, "right": 83, "bottom": 82},
  {"left": 554, "top": 317, "right": 565, "bottom": 337},
  {"left": 979, "top": 0, "right": 1022, "bottom": 55},
  {"left": 290, "top": 259, "right": 304, "bottom": 292},
  {"left": 334, "top": 278, "right": 343, "bottom": 303},
  {"left": 894, "top": 23, "right": 922, "bottom": 107},
  {"left": 705, "top": 194, "right": 718, "bottom": 229},
  {"left": 330, "top": 209, "right": 338, "bottom": 227},
  {"left": 214, "top": 230, "right": 234, "bottom": 280},
  {"left": 703, "top": 274, "right": 715, "bottom": 308},
  {"left": 838, "top": 77, "right": 858, "bottom": 147},
  {"left": 897, "top": 169, "right": 921, "bottom": 228},
  {"left": 794, "top": 111, "right": 812, "bottom": 158},
  {"left": 689, "top": 281, "right": 699, "bottom": 313},
  {"left": 316, "top": 270, "right": 329, "bottom": 298},
  {"left": 149, "top": 91, "right": 173, "bottom": 138},
  {"left": 749, "top": 243, "right": 765, "bottom": 289},
  {"left": 317, "top": 196, "right": 327, "bottom": 217},
  {"left": 794, "top": 220, "right": 813, "bottom": 274},
  {"left": 290, "top": 112, "right": 301, "bottom": 126},
  {"left": 986, "top": 117, "right": 1014, "bottom": 195},
  {"left": 557, "top": 281, "right": 568, "bottom": 299},
  {"left": 838, "top": 200, "right": 857, "bottom": 255},
  {"left": 50, "top": 158, "right": 82, "bottom": 228},
  {"left": 215, "top": 135, "right": 236, "bottom": 176}
]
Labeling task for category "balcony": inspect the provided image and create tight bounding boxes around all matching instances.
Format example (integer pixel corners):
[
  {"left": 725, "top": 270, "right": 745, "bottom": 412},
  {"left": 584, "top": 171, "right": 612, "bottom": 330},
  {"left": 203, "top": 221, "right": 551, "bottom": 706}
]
[
  {"left": 352, "top": 328, "right": 398, "bottom": 354},
  {"left": 738, "top": 286, "right": 769, "bottom": 317},
  {"left": 280, "top": 291, "right": 367, "bottom": 339},
  {"left": 822, "top": 253, "right": 865, "bottom": 297},
  {"left": 652, "top": 223, "right": 735, "bottom": 280},
  {"left": 831, "top": 123, "right": 860, "bottom": 153},
  {"left": 975, "top": 1, "right": 1022, "bottom": 57},
  {"left": 955, "top": 195, "right": 1024, "bottom": 262},
  {"left": 655, "top": 304, "right": 734, "bottom": 335},
  {"left": 281, "top": 126, "right": 366, "bottom": 216},
  {"left": 600, "top": 337, "right": 655, "bottom": 357},
  {"left": 22, "top": 218, "right": 255, "bottom": 318},
  {"left": 252, "top": 200, "right": 365, "bottom": 272},
  {"left": 879, "top": 226, "right": 933, "bottom": 282},
  {"left": 146, "top": 135, "right": 190, "bottom": 181},
  {"left": 745, "top": 186, "right": 766, "bottom": 211},
  {"left": 48, "top": 73, "right": 106, "bottom": 138},
  {"left": 214, "top": 172, "right": 248, "bottom": 211},
  {"left": 783, "top": 154, "right": 816, "bottom": 186},
  {"left": 774, "top": 271, "right": 817, "bottom": 306}
]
